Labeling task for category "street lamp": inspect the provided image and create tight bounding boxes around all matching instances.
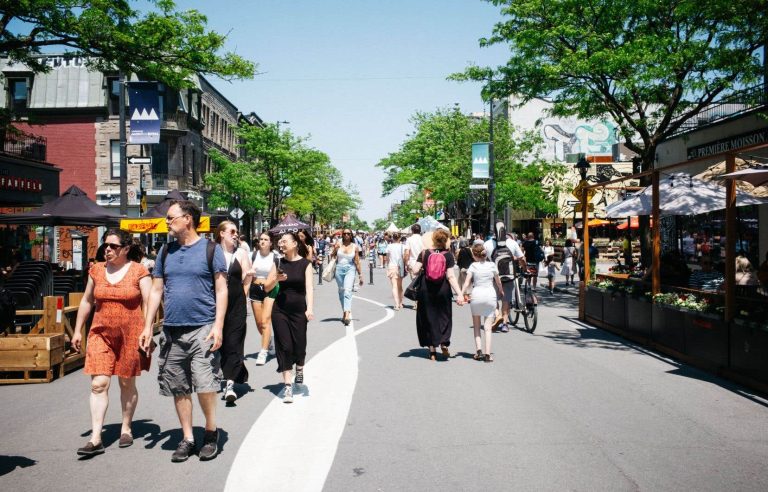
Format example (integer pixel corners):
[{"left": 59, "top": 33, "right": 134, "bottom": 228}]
[{"left": 575, "top": 154, "right": 591, "bottom": 181}]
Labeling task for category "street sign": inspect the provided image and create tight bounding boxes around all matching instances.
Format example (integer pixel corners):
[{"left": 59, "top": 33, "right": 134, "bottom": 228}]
[
  {"left": 128, "top": 156, "right": 152, "bottom": 165},
  {"left": 230, "top": 207, "right": 244, "bottom": 220},
  {"left": 574, "top": 203, "right": 595, "bottom": 213},
  {"left": 571, "top": 180, "right": 596, "bottom": 202},
  {"left": 469, "top": 183, "right": 488, "bottom": 190}
]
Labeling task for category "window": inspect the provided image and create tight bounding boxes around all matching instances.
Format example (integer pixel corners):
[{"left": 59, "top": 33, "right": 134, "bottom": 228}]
[
  {"left": 110, "top": 140, "right": 121, "bottom": 178},
  {"left": 8, "top": 78, "right": 29, "bottom": 113},
  {"left": 151, "top": 141, "right": 169, "bottom": 176},
  {"left": 182, "top": 144, "right": 187, "bottom": 176},
  {"left": 192, "top": 149, "right": 198, "bottom": 186},
  {"left": 106, "top": 76, "right": 120, "bottom": 115}
]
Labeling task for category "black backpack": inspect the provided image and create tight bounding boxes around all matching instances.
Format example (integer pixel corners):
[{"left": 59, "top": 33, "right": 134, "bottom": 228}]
[
  {"left": 0, "top": 287, "right": 16, "bottom": 332},
  {"left": 493, "top": 245, "right": 514, "bottom": 283},
  {"left": 534, "top": 244, "right": 545, "bottom": 263}
]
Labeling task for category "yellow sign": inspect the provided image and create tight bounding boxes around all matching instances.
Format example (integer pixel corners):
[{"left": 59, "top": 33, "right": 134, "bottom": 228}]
[
  {"left": 572, "top": 180, "right": 596, "bottom": 202},
  {"left": 120, "top": 216, "right": 211, "bottom": 233}
]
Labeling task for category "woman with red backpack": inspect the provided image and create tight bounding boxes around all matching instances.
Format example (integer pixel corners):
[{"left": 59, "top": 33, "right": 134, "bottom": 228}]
[{"left": 412, "top": 229, "right": 465, "bottom": 361}]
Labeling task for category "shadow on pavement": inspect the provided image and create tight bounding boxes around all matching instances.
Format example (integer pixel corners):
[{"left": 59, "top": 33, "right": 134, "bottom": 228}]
[
  {"left": 543, "top": 325, "right": 640, "bottom": 353},
  {"left": 397, "top": 348, "right": 449, "bottom": 362},
  {"left": 263, "top": 382, "right": 284, "bottom": 397},
  {"left": 0, "top": 455, "right": 36, "bottom": 477},
  {"left": 80, "top": 418, "right": 162, "bottom": 448}
]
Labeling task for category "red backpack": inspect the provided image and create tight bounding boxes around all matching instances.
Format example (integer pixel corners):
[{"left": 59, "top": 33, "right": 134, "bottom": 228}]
[{"left": 425, "top": 250, "right": 448, "bottom": 283}]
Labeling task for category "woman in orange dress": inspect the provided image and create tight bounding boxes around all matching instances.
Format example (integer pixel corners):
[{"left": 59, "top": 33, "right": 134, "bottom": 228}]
[{"left": 72, "top": 229, "right": 151, "bottom": 456}]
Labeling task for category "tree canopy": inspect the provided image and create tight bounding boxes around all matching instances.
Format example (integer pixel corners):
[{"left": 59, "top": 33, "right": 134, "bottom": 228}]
[
  {"left": 453, "top": 0, "right": 767, "bottom": 168},
  {"left": 205, "top": 123, "right": 360, "bottom": 229},
  {"left": 0, "top": 0, "right": 256, "bottom": 88},
  {"left": 378, "top": 106, "right": 563, "bottom": 224}
]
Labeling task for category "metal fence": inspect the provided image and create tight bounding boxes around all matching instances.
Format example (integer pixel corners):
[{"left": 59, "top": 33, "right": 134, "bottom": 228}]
[
  {"left": 670, "top": 84, "right": 767, "bottom": 137},
  {"left": 0, "top": 131, "right": 47, "bottom": 161}
]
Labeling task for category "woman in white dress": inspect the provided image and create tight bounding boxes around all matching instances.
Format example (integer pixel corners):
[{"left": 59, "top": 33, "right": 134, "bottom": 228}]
[
  {"left": 461, "top": 243, "right": 503, "bottom": 362},
  {"left": 561, "top": 238, "right": 578, "bottom": 286},
  {"left": 385, "top": 232, "right": 405, "bottom": 310}
]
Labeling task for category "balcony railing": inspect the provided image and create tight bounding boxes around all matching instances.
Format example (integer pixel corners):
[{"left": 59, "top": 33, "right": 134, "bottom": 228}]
[
  {"left": 0, "top": 130, "right": 47, "bottom": 161},
  {"left": 161, "top": 111, "right": 188, "bottom": 132},
  {"left": 670, "top": 83, "right": 767, "bottom": 137}
]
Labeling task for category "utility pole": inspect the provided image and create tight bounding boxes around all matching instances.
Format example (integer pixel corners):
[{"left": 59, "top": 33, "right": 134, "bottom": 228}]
[
  {"left": 118, "top": 71, "right": 128, "bottom": 215},
  {"left": 488, "top": 90, "right": 496, "bottom": 236}
]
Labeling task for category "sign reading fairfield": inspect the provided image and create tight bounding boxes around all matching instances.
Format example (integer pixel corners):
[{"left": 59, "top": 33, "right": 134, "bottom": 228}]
[{"left": 128, "top": 82, "right": 161, "bottom": 144}]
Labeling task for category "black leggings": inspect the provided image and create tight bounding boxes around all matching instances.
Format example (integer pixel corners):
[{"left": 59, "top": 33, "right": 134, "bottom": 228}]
[{"left": 271, "top": 308, "right": 307, "bottom": 373}]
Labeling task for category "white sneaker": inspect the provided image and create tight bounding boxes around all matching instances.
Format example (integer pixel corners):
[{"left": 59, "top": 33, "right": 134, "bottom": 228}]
[
  {"left": 282, "top": 384, "right": 293, "bottom": 404},
  {"left": 268, "top": 339, "right": 275, "bottom": 356},
  {"left": 224, "top": 381, "right": 236, "bottom": 403},
  {"left": 255, "top": 350, "right": 268, "bottom": 366}
]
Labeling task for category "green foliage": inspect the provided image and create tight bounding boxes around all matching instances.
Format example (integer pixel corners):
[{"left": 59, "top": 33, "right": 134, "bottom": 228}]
[
  {"left": 378, "top": 106, "right": 563, "bottom": 217},
  {"left": 204, "top": 149, "right": 266, "bottom": 213},
  {"left": 345, "top": 214, "right": 369, "bottom": 232},
  {"left": 0, "top": 0, "right": 256, "bottom": 89},
  {"left": 453, "top": 0, "right": 767, "bottom": 167},
  {"left": 372, "top": 218, "right": 391, "bottom": 231}
]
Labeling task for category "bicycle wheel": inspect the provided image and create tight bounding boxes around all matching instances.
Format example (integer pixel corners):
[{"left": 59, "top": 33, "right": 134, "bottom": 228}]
[
  {"left": 510, "top": 309, "right": 520, "bottom": 326},
  {"left": 523, "top": 303, "right": 537, "bottom": 333}
]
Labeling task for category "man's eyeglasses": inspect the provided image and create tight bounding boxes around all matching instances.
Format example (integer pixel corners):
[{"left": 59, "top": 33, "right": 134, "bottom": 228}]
[
  {"left": 165, "top": 214, "right": 188, "bottom": 223},
  {"left": 227, "top": 229, "right": 238, "bottom": 235},
  {"left": 103, "top": 242, "right": 124, "bottom": 250}
]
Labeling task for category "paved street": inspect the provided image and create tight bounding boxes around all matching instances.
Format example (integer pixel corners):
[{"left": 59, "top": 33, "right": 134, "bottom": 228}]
[{"left": 1, "top": 267, "right": 768, "bottom": 491}]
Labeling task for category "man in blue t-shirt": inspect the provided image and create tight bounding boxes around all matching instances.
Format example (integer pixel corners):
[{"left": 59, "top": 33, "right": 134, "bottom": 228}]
[{"left": 141, "top": 200, "right": 228, "bottom": 463}]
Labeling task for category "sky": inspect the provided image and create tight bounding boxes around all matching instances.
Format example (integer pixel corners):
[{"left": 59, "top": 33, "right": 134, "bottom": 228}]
[{"left": 178, "top": 0, "right": 509, "bottom": 225}]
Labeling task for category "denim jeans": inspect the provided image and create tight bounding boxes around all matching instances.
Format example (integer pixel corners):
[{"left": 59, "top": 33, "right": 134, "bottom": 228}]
[{"left": 335, "top": 262, "right": 356, "bottom": 312}]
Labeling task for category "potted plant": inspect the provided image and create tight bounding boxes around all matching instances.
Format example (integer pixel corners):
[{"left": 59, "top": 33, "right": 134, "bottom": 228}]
[
  {"left": 651, "top": 292, "right": 689, "bottom": 354},
  {"left": 600, "top": 279, "right": 627, "bottom": 331},
  {"left": 584, "top": 279, "right": 612, "bottom": 324}
]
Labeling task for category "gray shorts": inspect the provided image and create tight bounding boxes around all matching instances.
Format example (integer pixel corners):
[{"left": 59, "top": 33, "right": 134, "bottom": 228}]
[
  {"left": 157, "top": 324, "right": 222, "bottom": 397},
  {"left": 502, "top": 281, "right": 516, "bottom": 303}
]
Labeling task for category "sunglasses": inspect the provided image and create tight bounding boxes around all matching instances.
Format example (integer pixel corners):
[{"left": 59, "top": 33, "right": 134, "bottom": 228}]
[
  {"left": 104, "top": 242, "right": 124, "bottom": 250},
  {"left": 165, "top": 214, "right": 188, "bottom": 223}
]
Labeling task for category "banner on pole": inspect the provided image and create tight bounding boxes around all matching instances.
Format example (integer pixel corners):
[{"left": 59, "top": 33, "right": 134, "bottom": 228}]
[
  {"left": 128, "top": 82, "right": 160, "bottom": 144},
  {"left": 471, "top": 143, "right": 490, "bottom": 179}
]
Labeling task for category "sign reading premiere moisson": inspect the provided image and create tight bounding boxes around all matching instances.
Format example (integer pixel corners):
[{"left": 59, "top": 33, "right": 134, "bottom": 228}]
[
  {"left": 472, "top": 142, "right": 490, "bottom": 179},
  {"left": 127, "top": 82, "right": 161, "bottom": 144},
  {"left": 687, "top": 128, "right": 768, "bottom": 160}
]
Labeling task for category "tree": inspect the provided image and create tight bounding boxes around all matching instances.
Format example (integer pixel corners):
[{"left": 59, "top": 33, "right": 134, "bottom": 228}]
[
  {"left": 378, "top": 106, "right": 563, "bottom": 223},
  {"left": 204, "top": 149, "right": 267, "bottom": 214},
  {"left": 372, "top": 218, "right": 391, "bottom": 231},
  {"left": 0, "top": 0, "right": 256, "bottom": 126},
  {"left": 345, "top": 214, "right": 369, "bottom": 232},
  {"left": 453, "top": 0, "right": 767, "bottom": 170}
]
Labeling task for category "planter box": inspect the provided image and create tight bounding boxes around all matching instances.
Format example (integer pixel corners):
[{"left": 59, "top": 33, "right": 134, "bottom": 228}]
[
  {"left": 684, "top": 312, "right": 728, "bottom": 368},
  {"left": 0, "top": 334, "right": 65, "bottom": 370},
  {"left": 730, "top": 318, "right": 768, "bottom": 385},
  {"left": 585, "top": 287, "right": 604, "bottom": 323},
  {"left": 625, "top": 297, "right": 652, "bottom": 340},
  {"left": 652, "top": 304, "right": 686, "bottom": 353},
  {"left": 602, "top": 291, "right": 626, "bottom": 331}
]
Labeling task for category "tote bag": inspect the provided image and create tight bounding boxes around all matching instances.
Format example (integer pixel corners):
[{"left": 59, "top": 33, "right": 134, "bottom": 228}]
[{"left": 322, "top": 257, "right": 337, "bottom": 283}]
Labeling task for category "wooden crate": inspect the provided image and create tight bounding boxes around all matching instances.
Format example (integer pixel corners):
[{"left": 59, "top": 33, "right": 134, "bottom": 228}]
[{"left": 0, "top": 334, "right": 66, "bottom": 384}]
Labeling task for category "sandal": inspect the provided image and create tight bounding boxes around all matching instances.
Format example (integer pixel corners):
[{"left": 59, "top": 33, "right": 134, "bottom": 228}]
[
  {"left": 473, "top": 350, "right": 483, "bottom": 361},
  {"left": 484, "top": 354, "right": 494, "bottom": 363},
  {"left": 440, "top": 346, "right": 450, "bottom": 358},
  {"left": 429, "top": 351, "right": 437, "bottom": 361}
]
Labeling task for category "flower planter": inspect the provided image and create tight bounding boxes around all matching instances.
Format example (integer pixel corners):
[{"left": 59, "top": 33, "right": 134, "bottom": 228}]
[
  {"left": 625, "top": 297, "right": 652, "bottom": 340},
  {"left": 684, "top": 312, "right": 728, "bottom": 368},
  {"left": 651, "top": 304, "right": 686, "bottom": 354},
  {"left": 584, "top": 286, "right": 604, "bottom": 323},
  {"left": 730, "top": 318, "right": 768, "bottom": 385},
  {"left": 602, "top": 291, "right": 626, "bottom": 331}
]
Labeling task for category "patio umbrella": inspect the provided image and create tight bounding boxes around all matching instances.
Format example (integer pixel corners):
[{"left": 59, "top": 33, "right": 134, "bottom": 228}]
[
  {"left": 0, "top": 185, "right": 121, "bottom": 226},
  {"left": 574, "top": 219, "right": 612, "bottom": 228},
  {"left": 605, "top": 173, "right": 768, "bottom": 217},
  {"left": 269, "top": 214, "right": 310, "bottom": 234},
  {"left": 719, "top": 167, "right": 768, "bottom": 188}
]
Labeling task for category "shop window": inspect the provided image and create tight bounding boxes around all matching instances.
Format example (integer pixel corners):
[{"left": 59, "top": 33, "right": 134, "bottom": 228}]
[
  {"left": 7, "top": 78, "right": 30, "bottom": 114},
  {"left": 151, "top": 141, "right": 169, "bottom": 176},
  {"left": 106, "top": 76, "right": 120, "bottom": 115},
  {"left": 110, "top": 140, "right": 121, "bottom": 178}
]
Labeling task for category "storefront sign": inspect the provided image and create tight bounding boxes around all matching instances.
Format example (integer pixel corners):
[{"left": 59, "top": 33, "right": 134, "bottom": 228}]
[
  {"left": 128, "top": 82, "right": 161, "bottom": 144},
  {"left": 687, "top": 128, "right": 768, "bottom": 160},
  {"left": 0, "top": 174, "right": 42, "bottom": 192}
]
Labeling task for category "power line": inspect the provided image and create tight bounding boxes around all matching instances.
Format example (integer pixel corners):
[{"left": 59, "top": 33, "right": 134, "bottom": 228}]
[{"left": 252, "top": 75, "right": 447, "bottom": 82}]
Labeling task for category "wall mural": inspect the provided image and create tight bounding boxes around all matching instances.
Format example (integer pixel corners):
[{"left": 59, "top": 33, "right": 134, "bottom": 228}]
[
  {"left": 543, "top": 162, "right": 636, "bottom": 219},
  {"left": 541, "top": 121, "right": 617, "bottom": 162}
]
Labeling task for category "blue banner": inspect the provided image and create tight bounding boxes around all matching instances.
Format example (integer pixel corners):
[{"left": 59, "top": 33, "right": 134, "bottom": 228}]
[
  {"left": 472, "top": 142, "right": 490, "bottom": 179},
  {"left": 128, "top": 82, "right": 160, "bottom": 144}
]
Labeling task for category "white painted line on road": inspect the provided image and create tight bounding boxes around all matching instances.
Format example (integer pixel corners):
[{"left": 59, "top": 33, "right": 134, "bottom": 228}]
[
  {"left": 352, "top": 296, "right": 394, "bottom": 337},
  {"left": 224, "top": 295, "right": 390, "bottom": 492}
]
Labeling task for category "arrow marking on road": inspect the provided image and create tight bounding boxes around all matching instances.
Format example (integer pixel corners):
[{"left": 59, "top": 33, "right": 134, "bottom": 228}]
[{"left": 224, "top": 297, "right": 394, "bottom": 492}]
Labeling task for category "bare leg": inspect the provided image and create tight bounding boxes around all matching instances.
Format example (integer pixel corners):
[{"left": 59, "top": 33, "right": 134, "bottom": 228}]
[
  {"left": 282, "top": 369, "right": 293, "bottom": 385},
  {"left": 197, "top": 392, "right": 217, "bottom": 432},
  {"left": 118, "top": 376, "right": 138, "bottom": 436},
  {"left": 260, "top": 298, "right": 275, "bottom": 350},
  {"left": 396, "top": 277, "right": 404, "bottom": 307},
  {"left": 174, "top": 394, "right": 194, "bottom": 441},
  {"left": 89, "top": 375, "right": 111, "bottom": 445},
  {"left": 472, "top": 315, "right": 482, "bottom": 351},
  {"left": 390, "top": 274, "right": 400, "bottom": 308},
  {"left": 483, "top": 314, "right": 494, "bottom": 356}
]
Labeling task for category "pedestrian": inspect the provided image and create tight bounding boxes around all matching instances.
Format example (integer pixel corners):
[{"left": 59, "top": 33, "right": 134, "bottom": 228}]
[
  {"left": 215, "top": 221, "right": 252, "bottom": 403},
  {"left": 72, "top": 229, "right": 151, "bottom": 456},
  {"left": 272, "top": 232, "right": 314, "bottom": 404},
  {"left": 297, "top": 229, "right": 316, "bottom": 264},
  {"left": 249, "top": 232, "right": 278, "bottom": 366},
  {"left": 622, "top": 233, "right": 633, "bottom": 267},
  {"left": 403, "top": 224, "right": 423, "bottom": 277},
  {"left": 543, "top": 238, "right": 555, "bottom": 261},
  {"left": 238, "top": 234, "right": 251, "bottom": 254},
  {"left": 456, "top": 238, "right": 473, "bottom": 288},
  {"left": 140, "top": 200, "right": 228, "bottom": 462},
  {"left": 412, "top": 229, "right": 465, "bottom": 361},
  {"left": 332, "top": 228, "right": 364, "bottom": 325},
  {"left": 545, "top": 255, "right": 560, "bottom": 294},
  {"left": 462, "top": 243, "right": 503, "bottom": 362},
  {"left": 561, "top": 239, "right": 577, "bottom": 286},
  {"left": 494, "top": 231, "right": 525, "bottom": 333},
  {"left": 521, "top": 232, "right": 542, "bottom": 291},
  {"left": 376, "top": 235, "right": 388, "bottom": 268},
  {"left": 386, "top": 232, "right": 405, "bottom": 310}
]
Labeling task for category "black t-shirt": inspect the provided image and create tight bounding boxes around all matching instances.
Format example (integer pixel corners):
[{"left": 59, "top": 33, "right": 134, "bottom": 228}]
[
  {"left": 456, "top": 247, "right": 474, "bottom": 270},
  {"left": 522, "top": 239, "right": 538, "bottom": 263}
]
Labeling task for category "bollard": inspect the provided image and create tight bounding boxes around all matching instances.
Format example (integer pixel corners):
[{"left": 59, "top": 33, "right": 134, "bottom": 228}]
[
  {"left": 318, "top": 260, "right": 323, "bottom": 285},
  {"left": 368, "top": 259, "right": 374, "bottom": 285}
]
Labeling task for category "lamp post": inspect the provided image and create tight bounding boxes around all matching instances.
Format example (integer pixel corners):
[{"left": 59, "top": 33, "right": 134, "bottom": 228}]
[{"left": 575, "top": 154, "right": 590, "bottom": 181}]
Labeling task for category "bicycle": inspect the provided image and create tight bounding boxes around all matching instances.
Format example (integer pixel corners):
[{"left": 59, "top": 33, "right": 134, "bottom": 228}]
[{"left": 508, "top": 265, "right": 538, "bottom": 333}]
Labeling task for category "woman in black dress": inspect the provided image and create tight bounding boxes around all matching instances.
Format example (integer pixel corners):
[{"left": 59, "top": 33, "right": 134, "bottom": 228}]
[
  {"left": 215, "top": 221, "right": 252, "bottom": 403},
  {"left": 273, "top": 232, "right": 314, "bottom": 403},
  {"left": 413, "top": 228, "right": 465, "bottom": 361}
]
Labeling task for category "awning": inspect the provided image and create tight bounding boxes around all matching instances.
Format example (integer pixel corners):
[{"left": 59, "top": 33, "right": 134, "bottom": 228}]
[{"left": 120, "top": 216, "right": 210, "bottom": 233}]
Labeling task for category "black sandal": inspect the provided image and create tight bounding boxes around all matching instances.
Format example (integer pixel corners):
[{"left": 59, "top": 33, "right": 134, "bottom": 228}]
[
  {"left": 484, "top": 354, "right": 493, "bottom": 363},
  {"left": 473, "top": 350, "right": 483, "bottom": 361}
]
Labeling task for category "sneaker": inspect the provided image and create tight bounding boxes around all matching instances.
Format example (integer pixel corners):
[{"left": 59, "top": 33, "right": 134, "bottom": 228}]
[
  {"left": 171, "top": 439, "right": 196, "bottom": 462},
  {"left": 268, "top": 340, "right": 275, "bottom": 356},
  {"left": 199, "top": 430, "right": 219, "bottom": 461},
  {"left": 255, "top": 350, "right": 268, "bottom": 366},
  {"left": 224, "top": 381, "right": 236, "bottom": 403},
  {"left": 499, "top": 323, "right": 509, "bottom": 333},
  {"left": 295, "top": 367, "right": 304, "bottom": 385},
  {"left": 282, "top": 384, "right": 294, "bottom": 404},
  {"left": 77, "top": 441, "right": 105, "bottom": 457}
]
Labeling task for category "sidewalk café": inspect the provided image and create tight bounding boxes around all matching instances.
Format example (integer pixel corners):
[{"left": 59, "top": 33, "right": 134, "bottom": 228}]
[{"left": 578, "top": 143, "right": 768, "bottom": 393}]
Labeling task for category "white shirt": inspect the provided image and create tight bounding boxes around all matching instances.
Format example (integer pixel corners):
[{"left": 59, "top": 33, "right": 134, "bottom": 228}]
[
  {"left": 484, "top": 239, "right": 496, "bottom": 260},
  {"left": 468, "top": 261, "right": 498, "bottom": 293},
  {"left": 387, "top": 242, "right": 404, "bottom": 267},
  {"left": 502, "top": 240, "right": 525, "bottom": 260},
  {"left": 251, "top": 251, "right": 275, "bottom": 278},
  {"left": 405, "top": 234, "right": 423, "bottom": 266}
]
